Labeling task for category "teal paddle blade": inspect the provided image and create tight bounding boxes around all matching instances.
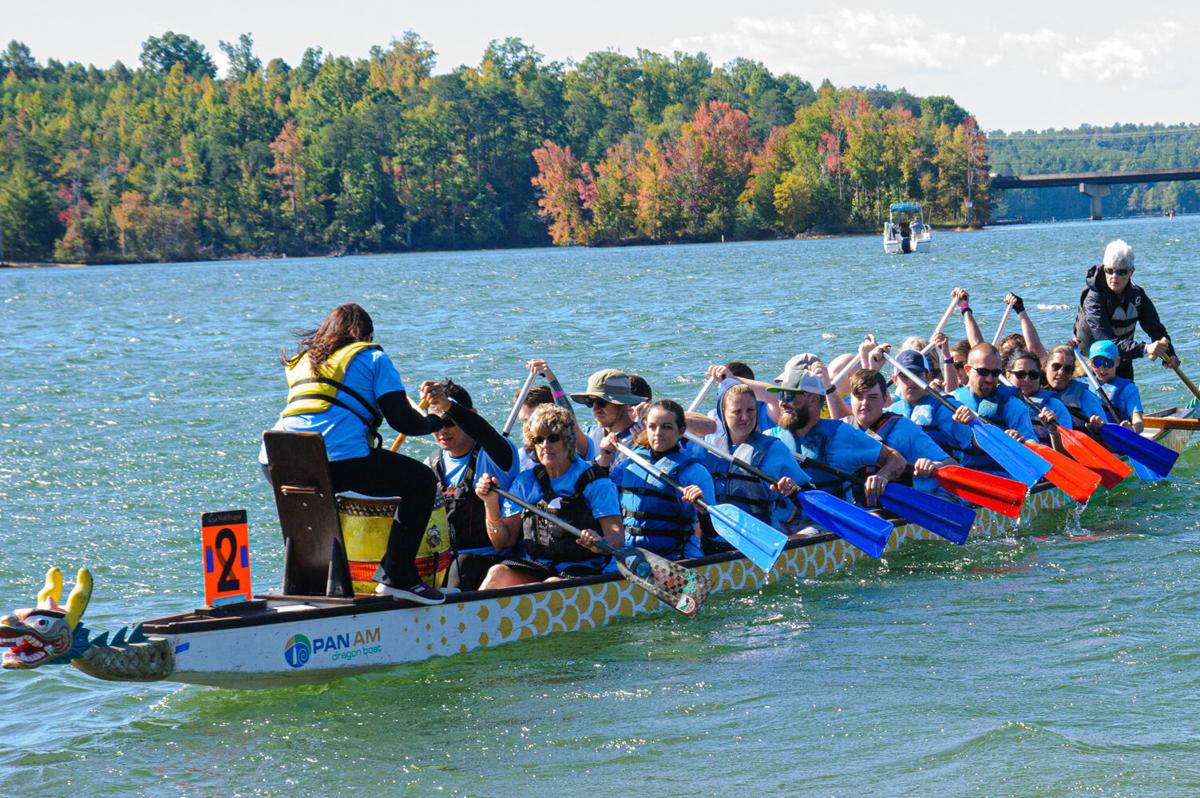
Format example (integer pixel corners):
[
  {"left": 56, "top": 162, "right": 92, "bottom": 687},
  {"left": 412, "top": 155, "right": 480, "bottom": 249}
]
[
  {"left": 707, "top": 503, "right": 788, "bottom": 572},
  {"left": 796, "top": 490, "right": 893, "bottom": 559},
  {"left": 969, "top": 419, "right": 1051, "bottom": 488},
  {"left": 879, "top": 482, "right": 976, "bottom": 545},
  {"left": 1098, "top": 423, "right": 1177, "bottom": 480}
]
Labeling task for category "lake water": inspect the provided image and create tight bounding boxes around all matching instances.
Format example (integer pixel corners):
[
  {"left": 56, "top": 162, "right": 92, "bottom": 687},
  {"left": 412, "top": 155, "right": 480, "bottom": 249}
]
[{"left": 2, "top": 216, "right": 1199, "bottom": 795}]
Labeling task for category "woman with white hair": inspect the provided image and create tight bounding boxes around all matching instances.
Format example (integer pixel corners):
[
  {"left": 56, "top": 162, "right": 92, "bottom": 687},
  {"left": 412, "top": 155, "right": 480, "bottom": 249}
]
[{"left": 1074, "top": 238, "right": 1179, "bottom": 379}]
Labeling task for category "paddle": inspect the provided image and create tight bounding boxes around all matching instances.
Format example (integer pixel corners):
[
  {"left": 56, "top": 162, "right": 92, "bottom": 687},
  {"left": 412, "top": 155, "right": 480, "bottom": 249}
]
[
  {"left": 683, "top": 432, "right": 893, "bottom": 559},
  {"left": 491, "top": 486, "right": 711, "bottom": 617},
  {"left": 688, "top": 376, "right": 717, "bottom": 413},
  {"left": 797, "top": 457, "right": 977, "bottom": 545},
  {"left": 932, "top": 465, "right": 1027, "bottom": 519},
  {"left": 1074, "top": 347, "right": 1179, "bottom": 479},
  {"left": 1168, "top": 363, "right": 1200, "bottom": 404},
  {"left": 1142, "top": 416, "right": 1200, "bottom": 431},
  {"left": 502, "top": 370, "right": 538, "bottom": 437},
  {"left": 884, "top": 352, "right": 1051, "bottom": 488},
  {"left": 613, "top": 442, "right": 788, "bottom": 573},
  {"left": 390, "top": 396, "right": 430, "bottom": 451},
  {"left": 921, "top": 296, "right": 960, "bottom": 355},
  {"left": 990, "top": 303, "right": 1013, "bottom": 346},
  {"left": 1004, "top": 382, "right": 1130, "bottom": 490}
]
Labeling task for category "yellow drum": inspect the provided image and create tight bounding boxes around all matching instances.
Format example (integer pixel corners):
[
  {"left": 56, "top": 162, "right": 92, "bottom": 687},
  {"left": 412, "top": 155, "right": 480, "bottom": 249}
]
[{"left": 337, "top": 492, "right": 450, "bottom": 593}]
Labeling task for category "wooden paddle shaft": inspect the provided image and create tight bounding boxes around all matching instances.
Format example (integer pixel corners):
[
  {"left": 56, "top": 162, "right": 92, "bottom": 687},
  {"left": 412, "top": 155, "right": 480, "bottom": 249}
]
[
  {"left": 1143, "top": 415, "right": 1200, "bottom": 430},
  {"left": 1172, "top": 365, "right": 1200, "bottom": 404},
  {"left": 502, "top": 371, "right": 538, "bottom": 437},
  {"left": 390, "top": 396, "right": 430, "bottom": 451}
]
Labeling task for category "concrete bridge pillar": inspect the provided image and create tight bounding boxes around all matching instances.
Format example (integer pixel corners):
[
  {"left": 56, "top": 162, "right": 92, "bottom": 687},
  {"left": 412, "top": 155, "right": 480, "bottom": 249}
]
[{"left": 1080, "top": 182, "right": 1110, "bottom": 220}]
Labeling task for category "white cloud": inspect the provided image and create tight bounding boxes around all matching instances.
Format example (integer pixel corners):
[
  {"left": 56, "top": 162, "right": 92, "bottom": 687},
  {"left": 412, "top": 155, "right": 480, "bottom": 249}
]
[{"left": 1059, "top": 38, "right": 1149, "bottom": 81}]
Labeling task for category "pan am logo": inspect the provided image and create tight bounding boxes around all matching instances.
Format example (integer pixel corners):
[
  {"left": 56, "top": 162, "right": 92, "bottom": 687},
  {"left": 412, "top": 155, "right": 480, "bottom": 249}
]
[{"left": 284, "top": 634, "right": 312, "bottom": 669}]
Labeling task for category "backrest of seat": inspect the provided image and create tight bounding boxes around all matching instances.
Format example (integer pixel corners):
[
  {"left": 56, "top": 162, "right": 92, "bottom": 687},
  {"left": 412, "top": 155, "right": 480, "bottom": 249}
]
[{"left": 262, "top": 430, "right": 354, "bottom": 597}]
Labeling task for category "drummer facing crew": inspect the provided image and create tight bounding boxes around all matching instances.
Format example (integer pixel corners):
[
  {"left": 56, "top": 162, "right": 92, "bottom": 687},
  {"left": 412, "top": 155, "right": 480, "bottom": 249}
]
[
  {"left": 949, "top": 343, "right": 1037, "bottom": 472},
  {"left": 475, "top": 405, "right": 623, "bottom": 589},
  {"left": 266, "top": 303, "right": 446, "bottom": 605},
  {"left": 766, "top": 361, "right": 907, "bottom": 504},
  {"left": 1074, "top": 239, "right": 1179, "bottom": 380}
]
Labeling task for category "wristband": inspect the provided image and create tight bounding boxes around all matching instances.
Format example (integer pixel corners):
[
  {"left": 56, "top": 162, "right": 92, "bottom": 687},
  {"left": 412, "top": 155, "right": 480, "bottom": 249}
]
[
  {"left": 551, "top": 389, "right": 565, "bottom": 399},
  {"left": 959, "top": 304, "right": 972, "bottom": 315},
  {"left": 944, "top": 356, "right": 955, "bottom": 364},
  {"left": 825, "top": 385, "right": 838, "bottom": 396}
]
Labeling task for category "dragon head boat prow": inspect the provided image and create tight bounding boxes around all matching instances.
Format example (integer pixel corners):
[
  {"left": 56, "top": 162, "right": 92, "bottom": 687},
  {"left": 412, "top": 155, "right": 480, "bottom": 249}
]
[
  {"left": 0, "top": 567, "right": 92, "bottom": 669},
  {"left": 1, "top": 567, "right": 173, "bottom": 681}
]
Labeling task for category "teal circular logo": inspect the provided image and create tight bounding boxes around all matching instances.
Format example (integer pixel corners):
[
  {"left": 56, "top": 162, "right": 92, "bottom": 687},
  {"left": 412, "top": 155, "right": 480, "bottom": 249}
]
[{"left": 283, "top": 634, "right": 311, "bottom": 668}]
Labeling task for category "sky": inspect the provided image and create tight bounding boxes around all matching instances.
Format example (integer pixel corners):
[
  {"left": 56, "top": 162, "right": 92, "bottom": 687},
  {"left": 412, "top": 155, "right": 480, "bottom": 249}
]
[{"left": 4, "top": 1, "right": 1196, "bottom": 132}]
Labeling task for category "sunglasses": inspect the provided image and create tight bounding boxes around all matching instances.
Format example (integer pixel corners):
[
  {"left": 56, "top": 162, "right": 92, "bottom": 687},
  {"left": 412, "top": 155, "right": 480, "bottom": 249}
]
[
  {"left": 583, "top": 397, "right": 610, "bottom": 409},
  {"left": 953, "top": 361, "right": 965, "bottom": 370},
  {"left": 970, "top": 367, "right": 1003, "bottom": 377},
  {"left": 1103, "top": 267, "right": 1132, "bottom": 277},
  {"left": 1048, "top": 361, "right": 1072, "bottom": 372},
  {"left": 777, "top": 390, "right": 799, "bottom": 402},
  {"left": 1008, "top": 369, "right": 1041, "bottom": 380},
  {"left": 531, "top": 433, "right": 563, "bottom": 446},
  {"left": 1091, "top": 357, "right": 1115, "bottom": 369},
  {"left": 440, "top": 415, "right": 457, "bottom": 429}
]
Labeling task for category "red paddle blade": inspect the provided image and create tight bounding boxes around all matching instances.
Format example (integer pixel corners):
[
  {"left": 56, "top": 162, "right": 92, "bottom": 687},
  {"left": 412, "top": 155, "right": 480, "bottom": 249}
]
[
  {"left": 1025, "top": 441, "right": 1101, "bottom": 504},
  {"left": 934, "top": 465, "right": 1026, "bottom": 519},
  {"left": 1056, "top": 426, "right": 1131, "bottom": 490}
]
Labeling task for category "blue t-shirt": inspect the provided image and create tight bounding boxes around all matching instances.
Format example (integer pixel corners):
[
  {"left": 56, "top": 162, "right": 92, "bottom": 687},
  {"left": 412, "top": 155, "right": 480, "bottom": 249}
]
[
  {"left": 264, "top": 348, "right": 405, "bottom": 462},
  {"left": 866, "top": 414, "right": 948, "bottom": 494},
  {"left": 1053, "top": 379, "right": 1107, "bottom": 426},
  {"left": 439, "top": 438, "right": 520, "bottom": 491},
  {"left": 950, "top": 385, "right": 1036, "bottom": 471},
  {"left": 889, "top": 394, "right": 973, "bottom": 459},
  {"left": 767, "top": 420, "right": 881, "bottom": 501},
  {"left": 501, "top": 456, "right": 621, "bottom": 522},
  {"left": 1095, "top": 378, "right": 1143, "bottom": 423}
]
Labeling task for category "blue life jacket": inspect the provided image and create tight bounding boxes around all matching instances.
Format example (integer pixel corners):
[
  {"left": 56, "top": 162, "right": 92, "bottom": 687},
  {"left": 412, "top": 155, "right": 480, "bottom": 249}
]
[
  {"left": 618, "top": 447, "right": 699, "bottom": 557},
  {"left": 708, "top": 432, "right": 777, "bottom": 524}
]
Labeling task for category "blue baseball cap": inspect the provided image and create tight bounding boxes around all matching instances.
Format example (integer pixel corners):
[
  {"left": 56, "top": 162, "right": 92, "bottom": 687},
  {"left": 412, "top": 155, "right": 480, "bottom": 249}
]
[
  {"left": 1089, "top": 340, "right": 1119, "bottom": 361},
  {"left": 894, "top": 349, "right": 930, "bottom": 373}
]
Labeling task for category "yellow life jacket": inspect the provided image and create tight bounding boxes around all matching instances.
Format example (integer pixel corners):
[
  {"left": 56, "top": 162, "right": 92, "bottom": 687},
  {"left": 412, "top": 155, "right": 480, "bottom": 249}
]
[{"left": 282, "top": 342, "right": 383, "bottom": 442}]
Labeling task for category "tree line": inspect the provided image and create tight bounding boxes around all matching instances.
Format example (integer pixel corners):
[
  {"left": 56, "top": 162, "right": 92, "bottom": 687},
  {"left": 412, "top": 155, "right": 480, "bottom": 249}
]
[{"left": 0, "top": 33, "right": 989, "bottom": 263}]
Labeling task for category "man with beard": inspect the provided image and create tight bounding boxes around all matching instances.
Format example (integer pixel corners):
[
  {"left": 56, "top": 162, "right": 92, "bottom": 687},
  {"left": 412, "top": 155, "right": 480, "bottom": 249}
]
[
  {"left": 887, "top": 348, "right": 972, "bottom": 462},
  {"left": 949, "top": 342, "right": 1037, "bottom": 473},
  {"left": 766, "top": 361, "right": 906, "bottom": 503},
  {"left": 848, "top": 368, "right": 955, "bottom": 494}
]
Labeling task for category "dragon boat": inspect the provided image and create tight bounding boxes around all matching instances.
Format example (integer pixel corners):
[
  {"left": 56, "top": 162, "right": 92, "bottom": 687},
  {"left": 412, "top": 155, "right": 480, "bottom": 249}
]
[{"left": 2, "top": 406, "right": 1195, "bottom": 690}]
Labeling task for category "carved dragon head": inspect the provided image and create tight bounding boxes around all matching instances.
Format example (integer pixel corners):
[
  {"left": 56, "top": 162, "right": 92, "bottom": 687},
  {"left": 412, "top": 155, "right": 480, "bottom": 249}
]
[{"left": 0, "top": 568, "right": 92, "bottom": 669}]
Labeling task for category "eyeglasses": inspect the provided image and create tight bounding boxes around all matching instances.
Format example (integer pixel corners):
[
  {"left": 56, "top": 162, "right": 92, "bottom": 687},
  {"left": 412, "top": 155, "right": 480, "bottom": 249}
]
[
  {"left": 1048, "top": 361, "right": 1072, "bottom": 372},
  {"left": 583, "top": 397, "right": 610, "bottom": 409},
  {"left": 1103, "top": 267, "right": 1132, "bottom": 277},
  {"left": 970, "top": 367, "right": 1003, "bottom": 377},
  {"left": 1091, "top": 357, "right": 1115, "bottom": 369},
  {"left": 1008, "top": 370, "right": 1041, "bottom": 380},
  {"left": 531, "top": 433, "right": 563, "bottom": 446}
]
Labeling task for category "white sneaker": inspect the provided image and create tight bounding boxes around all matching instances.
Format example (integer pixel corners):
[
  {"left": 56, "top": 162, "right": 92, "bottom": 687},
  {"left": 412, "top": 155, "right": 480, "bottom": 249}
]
[{"left": 375, "top": 582, "right": 445, "bottom": 605}]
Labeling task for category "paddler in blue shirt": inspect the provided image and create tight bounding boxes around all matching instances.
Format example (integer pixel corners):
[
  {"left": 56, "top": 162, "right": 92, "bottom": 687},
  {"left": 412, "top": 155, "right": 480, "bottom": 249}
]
[
  {"left": 1087, "top": 339, "right": 1146, "bottom": 433},
  {"left": 608, "top": 400, "right": 717, "bottom": 561},
  {"left": 572, "top": 369, "right": 645, "bottom": 468},
  {"left": 766, "top": 359, "right": 906, "bottom": 504},
  {"left": 685, "top": 360, "right": 782, "bottom": 437},
  {"left": 697, "top": 384, "right": 807, "bottom": 548},
  {"left": 1001, "top": 348, "right": 1073, "bottom": 444},
  {"left": 1042, "top": 344, "right": 1106, "bottom": 433},
  {"left": 950, "top": 343, "right": 1037, "bottom": 472},
  {"left": 887, "top": 348, "right": 973, "bottom": 461},
  {"left": 847, "top": 368, "right": 954, "bottom": 493},
  {"left": 424, "top": 380, "right": 521, "bottom": 591}
]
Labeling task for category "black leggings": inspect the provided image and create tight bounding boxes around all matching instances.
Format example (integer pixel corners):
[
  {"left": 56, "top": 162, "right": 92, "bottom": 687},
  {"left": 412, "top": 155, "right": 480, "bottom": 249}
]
[{"left": 329, "top": 448, "right": 437, "bottom": 587}]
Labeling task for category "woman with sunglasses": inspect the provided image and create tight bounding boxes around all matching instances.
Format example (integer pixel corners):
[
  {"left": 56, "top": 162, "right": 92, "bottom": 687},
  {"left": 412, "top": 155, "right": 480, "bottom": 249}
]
[
  {"left": 1041, "top": 345, "right": 1106, "bottom": 434},
  {"left": 1074, "top": 239, "right": 1179, "bottom": 379},
  {"left": 474, "top": 404, "right": 622, "bottom": 589},
  {"left": 1002, "top": 348, "right": 1072, "bottom": 443},
  {"left": 424, "top": 379, "right": 520, "bottom": 590}
]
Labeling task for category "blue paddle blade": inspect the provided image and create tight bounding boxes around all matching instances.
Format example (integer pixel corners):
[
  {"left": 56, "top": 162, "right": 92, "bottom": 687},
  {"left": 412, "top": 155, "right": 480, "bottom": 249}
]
[
  {"left": 707, "top": 503, "right": 788, "bottom": 572},
  {"left": 1098, "top": 423, "right": 1178, "bottom": 480},
  {"left": 969, "top": 420, "right": 1051, "bottom": 488},
  {"left": 878, "top": 482, "right": 976, "bottom": 545},
  {"left": 796, "top": 491, "right": 893, "bottom": 559}
]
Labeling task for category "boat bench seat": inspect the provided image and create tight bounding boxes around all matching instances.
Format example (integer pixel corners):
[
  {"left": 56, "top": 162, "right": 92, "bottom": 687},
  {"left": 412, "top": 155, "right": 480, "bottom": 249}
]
[{"left": 262, "top": 430, "right": 355, "bottom": 598}]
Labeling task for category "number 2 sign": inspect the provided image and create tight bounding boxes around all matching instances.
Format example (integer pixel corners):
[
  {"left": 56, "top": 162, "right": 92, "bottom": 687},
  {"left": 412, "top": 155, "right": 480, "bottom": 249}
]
[{"left": 199, "top": 510, "right": 253, "bottom": 606}]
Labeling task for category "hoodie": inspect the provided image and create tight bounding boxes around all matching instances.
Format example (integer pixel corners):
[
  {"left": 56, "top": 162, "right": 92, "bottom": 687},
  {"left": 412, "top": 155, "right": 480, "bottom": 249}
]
[{"left": 1073, "top": 263, "right": 1173, "bottom": 363}]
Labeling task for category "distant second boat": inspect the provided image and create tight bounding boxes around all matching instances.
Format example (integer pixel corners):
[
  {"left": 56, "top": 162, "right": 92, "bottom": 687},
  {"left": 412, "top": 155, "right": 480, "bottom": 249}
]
[{"left": 884, "top": 202, "right": 932, "bottom": 254}]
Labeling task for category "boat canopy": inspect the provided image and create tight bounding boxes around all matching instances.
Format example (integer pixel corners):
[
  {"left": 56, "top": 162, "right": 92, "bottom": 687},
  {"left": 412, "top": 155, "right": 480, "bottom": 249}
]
[{"left": 890, "top": 202, "right": 923, "bottom": 213}]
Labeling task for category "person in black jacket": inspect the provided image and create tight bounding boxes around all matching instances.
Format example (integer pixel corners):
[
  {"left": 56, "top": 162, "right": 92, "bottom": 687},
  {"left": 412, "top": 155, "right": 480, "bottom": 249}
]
[{"left": 1074, "top": 239, "right": 1179, "bottom": 379}]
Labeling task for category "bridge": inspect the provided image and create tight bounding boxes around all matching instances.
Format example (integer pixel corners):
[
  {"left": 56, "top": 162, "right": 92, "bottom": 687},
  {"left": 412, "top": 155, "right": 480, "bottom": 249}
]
[{"left": 990, "top": 168, "right": 1200, "bottom": 220}]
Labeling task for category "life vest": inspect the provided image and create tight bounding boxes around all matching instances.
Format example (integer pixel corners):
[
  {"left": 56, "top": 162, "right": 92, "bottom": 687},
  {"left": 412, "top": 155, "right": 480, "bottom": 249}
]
[
  {"left": 428, "top": 446, "right": 490, "bottom": 552},
  {"left": 953, "top": 386, "right": 1024, "bottom": 469},
  {"left": 709, "top": 432, "right": 777, "bottom": 524},
  {"left": 906, "top": 398, "right": 968, "bottom": 460},
  {"left": 521, "top": 465, "right": 607, "bottom": 563},
  {"left": 618, "top": 448, "right": 698, "bottom": 557},
  {"left": 282, "top": 342, "right": 383, "bottom": 446},
  {"left": 1053, "top": 380, "right": 1095, "bottom": 427}
]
